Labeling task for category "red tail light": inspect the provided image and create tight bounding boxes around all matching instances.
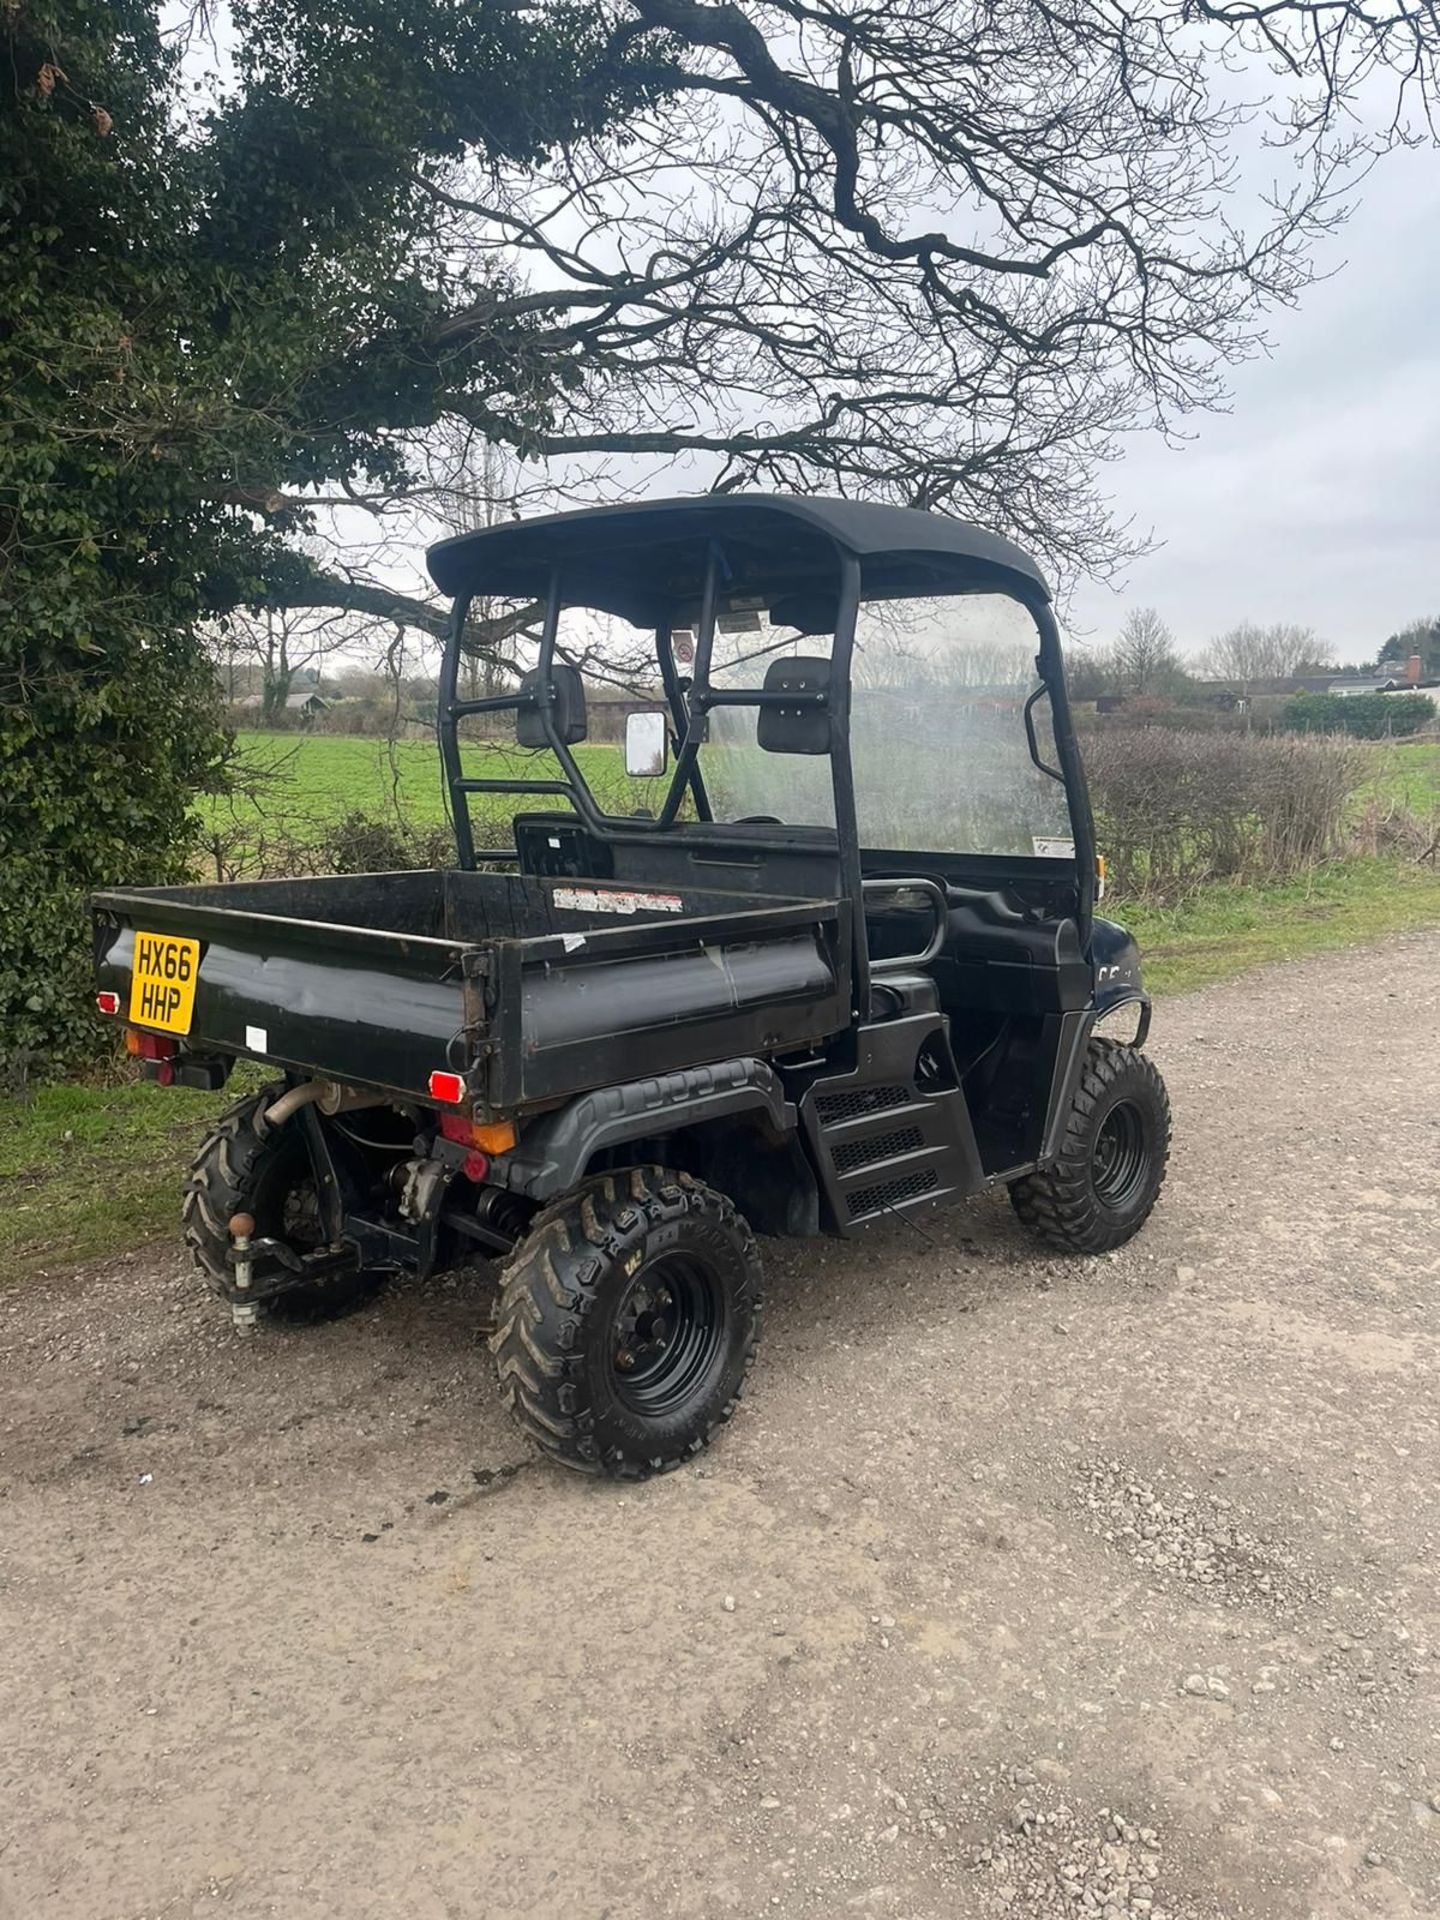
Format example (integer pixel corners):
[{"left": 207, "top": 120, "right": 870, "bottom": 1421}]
[
  {"left": 96, "top": 991, "right": 120, "bottom": 1015},
  {"left": 125, "top": 1029, "right": 178, "bottom": 1059},
  {"left": 428, "top": 1070, "right": 465, "bottom": 1104}
]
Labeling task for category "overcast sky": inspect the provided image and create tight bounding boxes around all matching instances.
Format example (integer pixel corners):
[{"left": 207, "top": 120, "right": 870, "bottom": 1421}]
[{"left": 1068, "top": 141, "right": 1439, "bottom": 665}]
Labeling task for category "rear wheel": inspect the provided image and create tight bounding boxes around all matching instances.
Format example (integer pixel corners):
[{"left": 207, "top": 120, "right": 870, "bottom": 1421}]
[
  {"left": 1009, "top": 1041, "right": 1171, "bottom": 1254},
  {"left": 183, "top": 1085, "right": 381, "bottom": 1323},
  {"left": 491, "top": 1167, "right": 762, "bottom": 1478}
]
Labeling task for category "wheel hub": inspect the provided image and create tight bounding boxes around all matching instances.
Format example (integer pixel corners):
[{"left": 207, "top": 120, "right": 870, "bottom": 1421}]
[
  {"left": 610, "top": 1258, "right": 724, "bottom": 1415},
  {"left": 1092, "top": 1099, "right": 1149, "bottom": 1210},
  {"left": 615, "top": 1284, "right": 674, "bottom": 1370}
]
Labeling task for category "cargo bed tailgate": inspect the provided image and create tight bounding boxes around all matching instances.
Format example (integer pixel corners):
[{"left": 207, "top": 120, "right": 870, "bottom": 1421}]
[{"left": 93, "top": 889, "right": 474, "bottom": 1100}]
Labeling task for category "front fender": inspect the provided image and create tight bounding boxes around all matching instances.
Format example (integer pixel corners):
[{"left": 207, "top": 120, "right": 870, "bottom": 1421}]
[
  {"left": 1039, "top": 920, "right": 1153, "bottom": 1164},
  {"left": 1091, "top": 916, "right": 1149, "bottom": 1021}
]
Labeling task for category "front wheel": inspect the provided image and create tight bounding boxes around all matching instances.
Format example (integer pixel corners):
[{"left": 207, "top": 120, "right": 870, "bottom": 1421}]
[
  {"left": 490, "top": 1167, "right": 762, "bottom": 1478},
  {"left": 1009, "top": 1041, "right": 1171, "bottom": 1254}
]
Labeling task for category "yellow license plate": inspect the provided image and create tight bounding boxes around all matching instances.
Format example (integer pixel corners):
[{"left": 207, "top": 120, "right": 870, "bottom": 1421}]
[{"left": 129, "top": 931, "right": 201, "bottom": 1034}]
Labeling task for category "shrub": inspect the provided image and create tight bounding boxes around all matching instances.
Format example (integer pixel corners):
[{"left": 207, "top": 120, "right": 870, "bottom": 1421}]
[
  {"left": 1284, "top": 691, "right": 1435, "bottom": 739},
  {"left": 197, "top": 802, "right": 513, "bottom": 883},
  {"left": 1085, "top": 727, "right": 1361, "bottom": 899},
  {"left": 324, "top": 813, "right": 457, "bottom": 874}
]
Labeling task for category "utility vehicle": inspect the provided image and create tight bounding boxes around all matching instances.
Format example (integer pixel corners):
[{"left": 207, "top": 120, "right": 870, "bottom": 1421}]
[{"left": 92, "top": 496, "right": 1170, "bottom": 1477}]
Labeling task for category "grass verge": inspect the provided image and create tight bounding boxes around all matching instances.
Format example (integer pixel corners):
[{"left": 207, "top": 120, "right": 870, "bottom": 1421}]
[
  {"left": 5, "top": 856, "right": 1439, "bottom": 1283},
  {"left": 1123, "top": 855, "right": 1440, "bottom": 994},
  {"left": 0, "top": 1068, "right": 264, "bottom": 1284}
]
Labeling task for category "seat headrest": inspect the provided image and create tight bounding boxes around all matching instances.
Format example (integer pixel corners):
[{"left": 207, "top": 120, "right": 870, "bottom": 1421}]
[{"left": 756, "top": 655, "right": 832, "bottom": 756}]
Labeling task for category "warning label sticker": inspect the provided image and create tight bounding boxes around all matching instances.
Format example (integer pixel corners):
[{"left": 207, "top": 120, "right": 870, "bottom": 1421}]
[{"left": 552, "top": 886, "right": 685, "bottom": 917}]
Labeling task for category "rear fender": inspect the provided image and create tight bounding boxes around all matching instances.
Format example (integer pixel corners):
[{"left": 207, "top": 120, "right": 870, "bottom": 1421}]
[{"left": 490, "top": 1059, "right": 804, "bottom": 1218}]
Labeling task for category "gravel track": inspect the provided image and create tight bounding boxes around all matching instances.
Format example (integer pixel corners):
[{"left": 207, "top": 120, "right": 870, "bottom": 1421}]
[{"left": 2, "top": 930, "right": 1437, "bottom": 1919}]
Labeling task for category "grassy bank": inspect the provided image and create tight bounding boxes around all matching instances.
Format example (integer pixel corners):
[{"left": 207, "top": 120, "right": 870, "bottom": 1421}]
[
  {"left": 1124, "top": 855, "right": 1440, "bottom": 994},
  {"left": 0, "top": 1066, "right": 267, "bottom": 1280},
  {"left": 5, "top": 855, "right": 1440, "bottom": 1283}
]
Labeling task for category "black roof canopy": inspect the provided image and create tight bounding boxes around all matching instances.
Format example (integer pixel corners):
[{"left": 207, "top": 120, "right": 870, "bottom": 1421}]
[{"left": 426, "top": 494, "right": 1050, "bottom": 622}]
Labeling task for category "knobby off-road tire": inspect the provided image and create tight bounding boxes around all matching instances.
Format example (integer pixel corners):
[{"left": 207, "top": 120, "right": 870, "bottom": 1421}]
[
  {"left": 183, "top": 1083, "right": 351, "bottom": 1320},
  {"left": 1009, "top": 1040, "right": 1171, "bottom": 1254},
  {"left": 491, "top": 1167, "right": 762, "bottom": 1479}
]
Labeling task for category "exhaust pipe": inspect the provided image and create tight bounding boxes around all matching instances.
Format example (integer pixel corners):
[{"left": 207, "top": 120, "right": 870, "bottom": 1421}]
[{"left": 264, "top": 1080, "right": 390, "bottom": 1128}]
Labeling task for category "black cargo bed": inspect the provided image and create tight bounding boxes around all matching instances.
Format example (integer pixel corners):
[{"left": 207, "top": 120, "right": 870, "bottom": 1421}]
[{"left": 93, "top": 868, "right": 851, "bottom": 1111}]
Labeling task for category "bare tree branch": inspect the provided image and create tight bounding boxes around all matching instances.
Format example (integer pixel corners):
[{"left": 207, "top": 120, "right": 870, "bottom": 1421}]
[{"left": 273, "top": 570, "right": 538, "bottom": 659}]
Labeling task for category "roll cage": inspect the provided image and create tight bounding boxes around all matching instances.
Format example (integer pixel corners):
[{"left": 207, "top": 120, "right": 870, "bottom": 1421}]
[{"left": 428, "top": 494, "right": 1097, "bottom": 1014}]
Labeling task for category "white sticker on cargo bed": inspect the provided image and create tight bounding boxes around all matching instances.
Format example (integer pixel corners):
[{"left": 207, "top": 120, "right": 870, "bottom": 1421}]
[
  {"left": 245, "top": 1024, "right": 268, "bottom": 1053},
  {"left": 1031, "top": 836, "right": 1076, "bottom": 860},
  {"left": 552, "top": 886, "right": 684, "bottom": 916}
]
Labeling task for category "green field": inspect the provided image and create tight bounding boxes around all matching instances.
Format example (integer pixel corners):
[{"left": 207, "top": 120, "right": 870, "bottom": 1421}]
[
  {"left": 1359, "top": 738, "right": 1440, "bottom": 814},
  {"left": 208, "top": 730, "right": 655, "bottom": 857},
  {"left": 1123, "top": 855, "right": 1440, "bottom": 994},
  {"left": 213, "top": 729, "right": 1440, "bottom": 855}
]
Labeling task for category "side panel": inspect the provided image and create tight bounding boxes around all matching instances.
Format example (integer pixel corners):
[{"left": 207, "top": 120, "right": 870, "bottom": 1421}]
[
  {"left": 1090, "top": 916, "right": 1149, "bottom": 1015},
  {"left": 494, "top": 914, "right": 850, "bottom": 1108},
  {"left": 1036, "top": 926, "right": 1153, "bottom": 1167}
]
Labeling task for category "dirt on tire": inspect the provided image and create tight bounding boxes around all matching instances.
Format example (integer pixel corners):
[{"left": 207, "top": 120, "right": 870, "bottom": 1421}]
[{"left": 2, "top": 929, "right": 1438, "bottom": 1920}]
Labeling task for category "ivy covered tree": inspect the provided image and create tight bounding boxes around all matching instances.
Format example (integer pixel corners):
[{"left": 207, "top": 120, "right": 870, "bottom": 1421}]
[
  {"left": 3, "top": 0, "right": 1437, "bottom": 1065},
  {"left": 0, "top": 0, "right": 663, "bottom": 1065}
]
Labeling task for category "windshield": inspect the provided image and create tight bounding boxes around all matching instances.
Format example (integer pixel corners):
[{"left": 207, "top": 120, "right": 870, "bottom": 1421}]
[{"left": 700, "top": 592, "right": 1074, "bottom": 857}]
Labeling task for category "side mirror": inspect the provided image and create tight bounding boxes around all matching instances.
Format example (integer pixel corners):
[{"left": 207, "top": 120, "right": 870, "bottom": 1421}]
[{"left": 624, "top": 709, "right": 669, "bottom": 778}]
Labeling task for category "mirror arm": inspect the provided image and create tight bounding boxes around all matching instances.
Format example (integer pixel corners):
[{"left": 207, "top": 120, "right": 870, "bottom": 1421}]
[
  {"left": 656, "top": 542, "right": 720, "bottom": 830},
  {"left": 527, "top": 570, "right": 607, "bottom": 833},
  {"left": 656, "top": 622, "right": 711, "bottom": 819},
  {"left": 1023, "top": 685, "right": 1066, "bottom": 784}
]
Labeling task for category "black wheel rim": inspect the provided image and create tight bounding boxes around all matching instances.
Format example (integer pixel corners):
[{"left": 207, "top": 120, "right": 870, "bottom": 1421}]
[
  {"left": 611, "top": 1254, "right": 726, "bottom": 1418},
  {"left": 1092, "top": 1100, "right": 1150, "bottom": 1211}
]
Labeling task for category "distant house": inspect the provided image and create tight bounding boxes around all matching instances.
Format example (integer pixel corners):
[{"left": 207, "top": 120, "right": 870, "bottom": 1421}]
[
  {"left": 1190, "top": 682, "right": 1246, "bottom": 712},
  {"left": 235, "top": 689, "right": 331, "bottom": 723},
  {"left": 1326, "top": 675, "right": 1403, "bottom": 698}
]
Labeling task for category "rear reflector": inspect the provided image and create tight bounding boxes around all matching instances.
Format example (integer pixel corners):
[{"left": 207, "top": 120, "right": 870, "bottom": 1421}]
[
  {"left": 428, "top": 1070, "right": 465, "bottom": 1104},
  {"left": 96, "top": 991, "right": 120, "bottom": 1015},
  {"left": 125, "top": 1029, "right": 178, "bottom": 1059}
]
